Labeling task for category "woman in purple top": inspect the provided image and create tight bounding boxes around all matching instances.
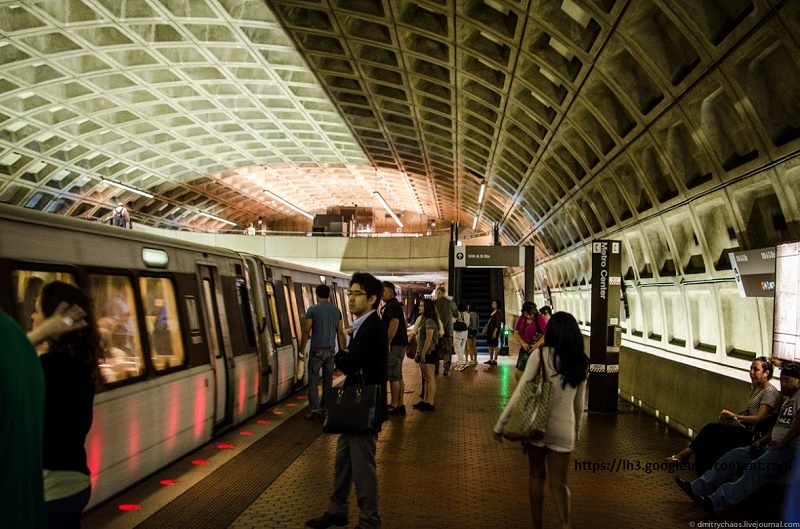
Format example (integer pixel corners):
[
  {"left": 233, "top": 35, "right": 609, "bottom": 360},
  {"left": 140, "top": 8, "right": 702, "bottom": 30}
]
[{"left": 513, "top": 302, "right": 546, "bottom": 382}]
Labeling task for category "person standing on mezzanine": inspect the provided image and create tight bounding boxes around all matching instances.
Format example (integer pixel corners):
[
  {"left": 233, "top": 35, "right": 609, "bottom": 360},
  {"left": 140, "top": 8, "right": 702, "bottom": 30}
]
[{"left": 299, "top": 285, "right": 347, "bottom": 421}]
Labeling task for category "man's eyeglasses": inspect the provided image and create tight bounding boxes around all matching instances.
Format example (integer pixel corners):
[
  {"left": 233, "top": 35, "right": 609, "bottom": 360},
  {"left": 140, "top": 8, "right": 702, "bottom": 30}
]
[{"left": 347, "top": 290, "right": 368, "bottom": 297}]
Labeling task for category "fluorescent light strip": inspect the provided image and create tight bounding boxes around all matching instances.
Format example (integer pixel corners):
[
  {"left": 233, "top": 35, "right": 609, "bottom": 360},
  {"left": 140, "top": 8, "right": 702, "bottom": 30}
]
[
  {"left": 198, "top": 211, "right": 236, "bottom": 226},
  {"left": 373, "top": 191, "right": 404, "bottom": 228},
  {"left": 477, "top": 181, "right": 487, "bottom": 204},
  {"left": 472, "top": 216, "right": 479, "bottom": 230},
  {"left": 104, "top": 179, "right": 153, "bottom": 198},
  {"left": 264, "top": 189, "right": 313, "bottom": 219}
]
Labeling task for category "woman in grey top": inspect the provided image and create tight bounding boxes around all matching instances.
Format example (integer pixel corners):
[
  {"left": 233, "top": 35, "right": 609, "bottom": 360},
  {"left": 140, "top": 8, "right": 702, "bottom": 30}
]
[{"left": 666, "top": 356, "right": 781, "bottom": 476}]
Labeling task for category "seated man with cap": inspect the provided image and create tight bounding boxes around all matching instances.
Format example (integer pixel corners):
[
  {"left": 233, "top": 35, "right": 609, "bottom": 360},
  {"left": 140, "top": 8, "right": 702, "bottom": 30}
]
[{"left": 675, "top": 362, "right": 800, "bottom": 514}]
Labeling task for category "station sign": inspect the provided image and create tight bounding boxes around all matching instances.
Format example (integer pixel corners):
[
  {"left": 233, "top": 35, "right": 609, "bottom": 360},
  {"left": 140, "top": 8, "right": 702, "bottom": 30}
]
[
  {"left": 729, "top": 247, "right": 776, "bottom": 298},
  {"left": 453, "top": 245, "right": 524, "bottom": 268},
  {"left": 589, "top": 240, "right": 622, "bottom": 413}
]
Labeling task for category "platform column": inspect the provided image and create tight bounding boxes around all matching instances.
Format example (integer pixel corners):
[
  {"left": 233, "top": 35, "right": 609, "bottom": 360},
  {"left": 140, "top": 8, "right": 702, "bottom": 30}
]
[{"left": 588, "top": 240, "right": 622, "bottom": 413}]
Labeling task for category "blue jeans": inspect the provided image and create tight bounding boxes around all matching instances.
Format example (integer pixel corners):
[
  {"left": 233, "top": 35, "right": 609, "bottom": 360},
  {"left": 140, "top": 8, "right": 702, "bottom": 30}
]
[
  {"left": 691, "top": 442, "right": 795, "bottom": 512},
  {"left": 308, "top": 347, "right": 335, "bottom": 413}
]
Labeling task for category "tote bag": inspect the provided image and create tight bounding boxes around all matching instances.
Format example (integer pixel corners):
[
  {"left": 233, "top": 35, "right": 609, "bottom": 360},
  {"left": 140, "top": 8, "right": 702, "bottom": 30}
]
[
  {"left": 503, "top": 350, "right": 553, "bottom": 442},
  {"left": 322, "top": 376, "right": 380, "bottom": 434}
]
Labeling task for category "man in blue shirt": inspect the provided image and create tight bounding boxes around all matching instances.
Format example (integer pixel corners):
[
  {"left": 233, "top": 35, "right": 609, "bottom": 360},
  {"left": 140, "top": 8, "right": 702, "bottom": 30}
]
[{"left": 299, "top": 285, "right": 346, "bottom": 420}]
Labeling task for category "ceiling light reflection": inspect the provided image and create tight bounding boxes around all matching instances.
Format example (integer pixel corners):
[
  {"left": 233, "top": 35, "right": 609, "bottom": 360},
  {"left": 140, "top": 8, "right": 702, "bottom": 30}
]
[
  {"left": 263, "top": 189, "right": 313, "bottom": 219},
  {"left": 373, "top": 191, "right": 403, "bottom": 228}
]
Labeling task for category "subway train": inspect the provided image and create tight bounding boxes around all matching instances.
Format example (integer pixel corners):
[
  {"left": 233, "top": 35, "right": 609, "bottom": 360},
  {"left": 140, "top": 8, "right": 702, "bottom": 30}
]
[{"left": 0, "top": 203, "right": 353, "bottom": 508}]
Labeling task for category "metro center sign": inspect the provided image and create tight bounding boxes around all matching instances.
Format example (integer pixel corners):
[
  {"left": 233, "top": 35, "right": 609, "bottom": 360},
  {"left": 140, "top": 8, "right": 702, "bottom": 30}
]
[{"left": 453, "top": 245, "right": 524, "bottom": 268}]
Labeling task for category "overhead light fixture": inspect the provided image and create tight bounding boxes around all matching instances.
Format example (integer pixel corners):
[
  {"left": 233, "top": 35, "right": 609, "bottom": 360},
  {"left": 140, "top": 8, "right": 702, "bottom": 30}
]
[
  {"left": 103, "top": 178, "right": 154, "bottom": 199},
  {"left": 264, "top": 189, "right": 313, "bottom": 219},
  {"left": 472, "top": 216, "right": 479, "bottom": 230},
  {"left": 373, "top": 191, "right": 404, "bottom": 228},
  {"left": 478, "top": 180, "right": 487, "bottom": 204},
  {"left": 198, "top": 211, "right": 236, "bottom": 226}
]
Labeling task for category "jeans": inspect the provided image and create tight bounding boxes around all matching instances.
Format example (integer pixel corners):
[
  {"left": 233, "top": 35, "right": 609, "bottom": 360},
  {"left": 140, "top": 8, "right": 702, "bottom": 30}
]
[
  {"left": 691, "top": 442, "right": 795, "bottom": 512},
  {"left": 308, "top": 347, "right": 335, "bottom": 413}
]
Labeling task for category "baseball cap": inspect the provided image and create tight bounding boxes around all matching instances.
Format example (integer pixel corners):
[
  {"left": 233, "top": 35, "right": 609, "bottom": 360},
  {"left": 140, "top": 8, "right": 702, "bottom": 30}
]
[{"left": 781, "top": 363, "right": 800, "bottom": 380}]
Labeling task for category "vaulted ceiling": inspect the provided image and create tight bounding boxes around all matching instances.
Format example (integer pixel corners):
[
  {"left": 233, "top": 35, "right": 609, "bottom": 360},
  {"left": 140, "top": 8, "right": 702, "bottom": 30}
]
[{"left": 1, "top": 0, "right": 799, "bottom": 263}]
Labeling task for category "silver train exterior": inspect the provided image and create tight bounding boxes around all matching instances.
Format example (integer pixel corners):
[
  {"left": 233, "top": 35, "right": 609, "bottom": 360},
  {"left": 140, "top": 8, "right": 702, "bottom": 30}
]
[{"left": 0, "top": 203, "right": 352, "bottom": 508}]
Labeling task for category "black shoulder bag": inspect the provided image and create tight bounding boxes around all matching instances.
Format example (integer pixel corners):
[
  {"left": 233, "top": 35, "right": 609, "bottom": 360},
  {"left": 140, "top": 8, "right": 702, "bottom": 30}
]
[{"left": 322, "top": 373, "right": 380, "bottom": 434}]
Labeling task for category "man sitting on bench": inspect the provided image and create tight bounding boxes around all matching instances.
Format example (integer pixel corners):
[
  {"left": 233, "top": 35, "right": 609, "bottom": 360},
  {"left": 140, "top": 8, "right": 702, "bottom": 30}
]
[{"left": 675, "top": 362, "right": 800, "bottom": 514}]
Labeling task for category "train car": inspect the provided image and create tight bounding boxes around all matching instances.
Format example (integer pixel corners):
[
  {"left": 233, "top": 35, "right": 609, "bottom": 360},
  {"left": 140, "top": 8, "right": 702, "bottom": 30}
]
[{"left": 0, "top": 203, "right": 351, "bottom": 508}]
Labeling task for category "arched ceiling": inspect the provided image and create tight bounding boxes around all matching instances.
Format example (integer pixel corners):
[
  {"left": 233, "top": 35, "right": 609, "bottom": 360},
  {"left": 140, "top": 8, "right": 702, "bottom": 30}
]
[{"left": 1, "top": 0, "right": 800, "bottom": 262}]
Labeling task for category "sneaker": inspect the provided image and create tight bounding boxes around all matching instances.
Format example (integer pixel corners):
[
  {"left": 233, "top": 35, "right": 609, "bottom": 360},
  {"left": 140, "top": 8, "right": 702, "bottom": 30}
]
[
  {"left": 387, "top": 405, "right": 397, "bottom": 415},
  {"left": 395, "top": 404, "right": 407, "bottom": 415},
  {"left": 469, "top": 361, "right": 478, "bottom": 365},
  {"left": 483, "top": 360, "right": 493, "bottom": 365},
  {"left": 305, "top": 512, "right": 348, "bottom": 528},
  {"left": 412, "top": 401, "right": 425, "bottom": 409},
  {"left": 304, "top": 410, "right": 325, "bottom": 420}
]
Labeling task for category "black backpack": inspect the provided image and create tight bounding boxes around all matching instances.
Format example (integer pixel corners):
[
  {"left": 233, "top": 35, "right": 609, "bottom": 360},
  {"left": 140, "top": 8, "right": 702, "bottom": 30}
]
[{"left": 453, "top": 312, "right": 468, "bottom": 332}]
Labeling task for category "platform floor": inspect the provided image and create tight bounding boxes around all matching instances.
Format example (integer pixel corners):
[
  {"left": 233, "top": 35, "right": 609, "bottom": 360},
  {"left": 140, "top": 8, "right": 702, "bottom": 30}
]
[{"left": 83, "top": 355, "right": 787, "bottom": 529}]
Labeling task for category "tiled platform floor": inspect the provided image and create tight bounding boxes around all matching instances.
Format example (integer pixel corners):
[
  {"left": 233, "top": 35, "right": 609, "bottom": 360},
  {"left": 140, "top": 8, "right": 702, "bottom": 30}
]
[{"left": 85, "top": 355, "right": 788, "bottom": 529}]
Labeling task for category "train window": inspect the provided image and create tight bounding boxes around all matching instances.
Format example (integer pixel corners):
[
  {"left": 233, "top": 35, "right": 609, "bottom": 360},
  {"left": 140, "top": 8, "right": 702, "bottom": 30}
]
[
  {"left": 301, "top": 284, "right": 315, "bottom": 312},
  {"left": 340, "top": 287, "right": 353, "bottom": 325},
  {"left": 235, "top": 278, "right": 257, "bottom": 350},
  {"left": 88, "top": 274, "right": 145, "bottom": 384},
  {"left": 265, "top": 282, "right": 282, "bottom": 345},
  {"left": 11, "top": 270, "right": 77, "bottom": 333},
  {"left": 184, "top": 295, "right": 203, "bottom": 344},
  {"left": 283, "top": 279, "right": 300, "bottom": 341},
  {"left": 139, "top": 277, "right": 185, "bottom": 372}
]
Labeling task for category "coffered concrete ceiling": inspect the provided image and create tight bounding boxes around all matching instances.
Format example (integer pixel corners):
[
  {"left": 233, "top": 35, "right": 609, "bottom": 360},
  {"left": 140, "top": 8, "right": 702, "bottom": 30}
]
[{"left": 2, "top": 0, "right": 800, "bottom": 265}]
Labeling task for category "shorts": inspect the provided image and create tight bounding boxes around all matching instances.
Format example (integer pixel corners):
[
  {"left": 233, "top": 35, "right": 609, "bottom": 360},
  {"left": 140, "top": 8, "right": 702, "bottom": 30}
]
[
  {"left": 388, "top": 345, "right": 406, "bottom": 381},
  {"left": 487, "top": 336, "right": 499, "bottom": 346}
]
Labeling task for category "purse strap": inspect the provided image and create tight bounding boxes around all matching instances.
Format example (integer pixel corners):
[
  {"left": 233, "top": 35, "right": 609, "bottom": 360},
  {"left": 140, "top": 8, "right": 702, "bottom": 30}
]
[{"left": 537, "top": 348, "right": 546, "bottom": 378}]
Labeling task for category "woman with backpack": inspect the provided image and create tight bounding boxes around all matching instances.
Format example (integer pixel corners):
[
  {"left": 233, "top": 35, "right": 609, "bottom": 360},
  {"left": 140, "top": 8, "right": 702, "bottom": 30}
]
[{"left": 452, "top": 300, "right": 470, "bottom": 371}]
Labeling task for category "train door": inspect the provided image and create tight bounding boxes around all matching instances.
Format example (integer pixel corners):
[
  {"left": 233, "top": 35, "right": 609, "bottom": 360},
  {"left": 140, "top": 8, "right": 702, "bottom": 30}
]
[
  {"left": 282, "top": 276, "right": 303, "bottom": 382},
  {"left": 198, "top": 265, "right": 231, "bottom": 428},
  {"left": 246, "top": 257, "right": 278, "bottom": 407},
  {"left": 270, "top": 278, "right": 295, "bottom": 401}
]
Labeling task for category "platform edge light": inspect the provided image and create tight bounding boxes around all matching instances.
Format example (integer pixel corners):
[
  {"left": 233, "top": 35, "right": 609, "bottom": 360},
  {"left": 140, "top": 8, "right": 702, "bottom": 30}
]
[{"left": 373, "top": 191, "right": 403, "bottom": 228}]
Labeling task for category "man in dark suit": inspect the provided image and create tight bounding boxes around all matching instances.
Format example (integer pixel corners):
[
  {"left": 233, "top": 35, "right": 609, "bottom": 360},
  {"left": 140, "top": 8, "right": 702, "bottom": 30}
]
[{"left": 306, "top": 272, "right": 389, "bottom": 529}]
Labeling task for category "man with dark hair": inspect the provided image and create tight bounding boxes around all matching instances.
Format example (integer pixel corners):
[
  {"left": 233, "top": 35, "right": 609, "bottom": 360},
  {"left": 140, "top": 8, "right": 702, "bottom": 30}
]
[
  {"left": 299, "top": 284, "right": 346, "bottom": 420},
  {"left": 306, "top": 272, "right": 388, "bottom": 529},
  {"left": 381, "top": 281, "right": 408, "bottom": 415},
  {"left": 676, "top": 362, "right": 800, "bottom": 513},
  {"left": 434, "top": 286, "right": 457, "bottom": 376}
]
